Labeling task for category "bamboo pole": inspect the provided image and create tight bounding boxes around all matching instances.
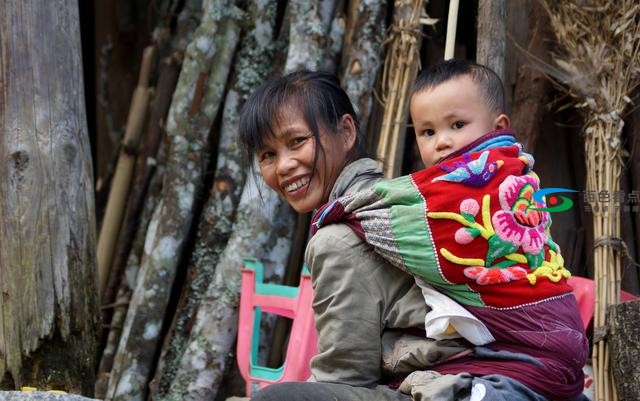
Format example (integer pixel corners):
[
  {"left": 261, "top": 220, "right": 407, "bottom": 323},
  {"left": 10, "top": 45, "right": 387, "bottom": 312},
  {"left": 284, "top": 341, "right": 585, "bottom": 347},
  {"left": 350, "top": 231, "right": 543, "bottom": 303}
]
[
  {"left": 97, "top": 46, "right": 155, "bottom": 296},
  {"left": 444, "top": 0, "right": 459, "bottom": 60}
]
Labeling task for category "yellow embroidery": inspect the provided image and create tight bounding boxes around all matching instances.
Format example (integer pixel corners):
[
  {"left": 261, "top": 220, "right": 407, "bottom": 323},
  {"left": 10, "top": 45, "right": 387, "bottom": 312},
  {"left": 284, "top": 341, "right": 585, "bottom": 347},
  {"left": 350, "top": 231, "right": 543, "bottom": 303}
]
[
  {"left": 440, "top": 248, "right": 485, "bottom": 266},
  {"left": 526, "top": 250, "right": 571, "bottom": 284},
  {"left": 505, "top": 253, "right": 527, "bottom": 264},
  {"left": 429, "top": 194, "right": 494, "bottom": 240},
  {"left": 428, "top": 192, "right": 570, "bottom": 287},
  {"left": 481, "top": 194, "right": 495, "bottom": 236}
]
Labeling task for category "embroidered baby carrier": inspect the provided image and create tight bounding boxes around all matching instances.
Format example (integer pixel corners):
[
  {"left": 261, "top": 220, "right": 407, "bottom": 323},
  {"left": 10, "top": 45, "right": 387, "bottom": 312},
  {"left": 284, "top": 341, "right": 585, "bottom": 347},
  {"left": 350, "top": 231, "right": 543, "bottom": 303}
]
[{"left": 312, "top": 130, "right": 573, "bottom": 309}]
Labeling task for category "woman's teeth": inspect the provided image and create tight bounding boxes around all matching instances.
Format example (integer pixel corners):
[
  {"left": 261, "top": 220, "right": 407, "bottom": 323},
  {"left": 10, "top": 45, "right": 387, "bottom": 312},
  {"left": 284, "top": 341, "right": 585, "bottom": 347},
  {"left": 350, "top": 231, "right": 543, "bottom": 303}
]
[{"left": 284, "top": 178, "right": 309, "bottom": 192}]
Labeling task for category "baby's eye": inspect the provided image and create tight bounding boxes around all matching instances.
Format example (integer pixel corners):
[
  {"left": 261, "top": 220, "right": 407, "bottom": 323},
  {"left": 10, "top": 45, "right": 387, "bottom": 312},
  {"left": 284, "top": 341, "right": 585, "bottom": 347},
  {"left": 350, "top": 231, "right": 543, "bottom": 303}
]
[
  {"left": 452, "top": 121, "right": 465, "bottom": 129},
  {"left": 422, "top": 129, "right": 435, "bottom": 137}
]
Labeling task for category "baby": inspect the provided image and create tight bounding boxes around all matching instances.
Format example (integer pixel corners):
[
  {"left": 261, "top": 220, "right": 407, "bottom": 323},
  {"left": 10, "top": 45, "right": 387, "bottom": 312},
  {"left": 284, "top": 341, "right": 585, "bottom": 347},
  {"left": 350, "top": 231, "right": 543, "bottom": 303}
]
[{"left": 312, "top": 59, "right": 589, "bottom": 401}]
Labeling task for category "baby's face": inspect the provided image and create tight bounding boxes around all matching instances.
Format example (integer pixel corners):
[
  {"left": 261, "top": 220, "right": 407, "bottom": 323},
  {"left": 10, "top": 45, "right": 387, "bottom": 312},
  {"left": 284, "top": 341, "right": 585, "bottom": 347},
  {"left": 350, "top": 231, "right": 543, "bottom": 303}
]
[{"left": 410, "top": 75, "right": 506, "bottom": 168}]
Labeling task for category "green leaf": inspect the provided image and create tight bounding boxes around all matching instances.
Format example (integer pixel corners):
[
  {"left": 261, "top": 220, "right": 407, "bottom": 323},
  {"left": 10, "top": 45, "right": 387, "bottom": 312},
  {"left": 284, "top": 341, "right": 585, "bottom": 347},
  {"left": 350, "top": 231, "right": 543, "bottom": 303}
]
[
  {"left": 526, "top": 248, "right": 546, "bottom": 269},
  {"left": 546, "top": 238, "right": 559, "bottom": 253},
  {"left": 491, "top": 259, "right": 519, "bottom": 269},
  {"left": 486, "top": 235, "right": 520, "bottom": 265},
  {"left": 467, "top": 227, "right": 481, "bottom": 238},
  {"left": 461, "top": 212, "right": 476, "bottom": 223}
]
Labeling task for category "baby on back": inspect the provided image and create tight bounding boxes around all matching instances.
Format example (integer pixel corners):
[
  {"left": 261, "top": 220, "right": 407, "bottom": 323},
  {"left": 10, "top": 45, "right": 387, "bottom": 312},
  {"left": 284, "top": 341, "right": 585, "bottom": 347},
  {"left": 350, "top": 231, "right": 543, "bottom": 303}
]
[{"left": 312, "top": 59, "right": 589, "bottom": 401}]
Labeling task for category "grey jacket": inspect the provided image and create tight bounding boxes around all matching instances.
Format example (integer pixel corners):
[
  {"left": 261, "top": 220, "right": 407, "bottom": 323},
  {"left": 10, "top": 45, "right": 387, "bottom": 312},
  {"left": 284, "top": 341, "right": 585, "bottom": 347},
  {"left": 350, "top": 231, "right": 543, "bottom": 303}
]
[{"left": 306, "top": 158, "right": 466, "bottom": 387}]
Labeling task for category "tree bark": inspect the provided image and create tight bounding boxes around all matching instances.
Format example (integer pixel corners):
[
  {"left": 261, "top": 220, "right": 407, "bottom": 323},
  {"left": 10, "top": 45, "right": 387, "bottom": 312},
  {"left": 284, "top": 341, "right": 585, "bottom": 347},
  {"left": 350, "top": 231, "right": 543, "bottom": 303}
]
[
  {"left": 476, "top": 0, "right": 506, "bottom": 83},
  {"left": 0, "top": 0, "right": 99, "bottom": 394},
  {"left": 101, "top": 0, "right": 202, "bottom": 315},
  {"left": 508, "top": 0, "right": 551, "bottom": 151},
  {"left": 0, "top": 392, "right": 98, "bottom": 401},
  {"left": 104, "top": 1, "right": 244, "bottom": 400},
  {"left": 161, "top": 2, "right": 339, "bottom": 399},
  {"left": 285, "top": 0, "right": 338, "bottom": 72},
  {"left": 150, "top": 0, "right": 279, "bottom": 397},
  {"left": 164, "top": 175, "right": 295, "bottom": 401},
  {"left": 608, "top": 300, "right": 640, "bottom": 401},
  {"left": 95, "top": 160, "right": 165, "bottom": 399},
  {"left": 340, "top": 0, "right": 387, "bottom": 134}
]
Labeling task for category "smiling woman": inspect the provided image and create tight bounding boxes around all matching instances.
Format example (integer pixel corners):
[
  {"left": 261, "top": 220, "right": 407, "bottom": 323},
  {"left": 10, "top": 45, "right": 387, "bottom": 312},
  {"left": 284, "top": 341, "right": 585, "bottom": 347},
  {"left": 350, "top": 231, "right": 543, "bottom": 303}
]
[
  {"left": 255, "top": 108, "right": 356, "bottom": 213},
  {"left": 239, "top": 70, "right": 366, "bottom": 213},
  {"left": 238, "top": 71, "right": 463, "bottom": 401}
]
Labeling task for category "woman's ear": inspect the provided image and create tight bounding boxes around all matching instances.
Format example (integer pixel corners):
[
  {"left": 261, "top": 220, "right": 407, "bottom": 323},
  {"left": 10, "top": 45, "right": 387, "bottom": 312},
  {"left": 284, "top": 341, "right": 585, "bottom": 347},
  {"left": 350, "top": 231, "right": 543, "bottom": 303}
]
[
  {"left": 494, "top": 114, "right": 510, "bottom": 130},
  {"left": 340, "top": 114, "right": 357, "bottom": 152}
]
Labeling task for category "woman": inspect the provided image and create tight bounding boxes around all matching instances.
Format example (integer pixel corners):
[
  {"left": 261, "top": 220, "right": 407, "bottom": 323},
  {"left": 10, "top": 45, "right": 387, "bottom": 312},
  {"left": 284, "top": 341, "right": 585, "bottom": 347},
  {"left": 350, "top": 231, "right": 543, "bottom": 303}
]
[{"left": 238, "top": 71, "right": 464, "bottom": 401}]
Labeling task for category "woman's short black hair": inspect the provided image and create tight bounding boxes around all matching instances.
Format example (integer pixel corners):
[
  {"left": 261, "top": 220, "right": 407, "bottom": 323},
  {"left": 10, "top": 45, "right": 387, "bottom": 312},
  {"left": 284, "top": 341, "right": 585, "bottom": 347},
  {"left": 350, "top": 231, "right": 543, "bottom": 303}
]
[
  {"left": 412, "top": 59, "right": 506, "bottom": 114},
  {"left": 238, "top": 70, "right": 368, "bottom": 169}
]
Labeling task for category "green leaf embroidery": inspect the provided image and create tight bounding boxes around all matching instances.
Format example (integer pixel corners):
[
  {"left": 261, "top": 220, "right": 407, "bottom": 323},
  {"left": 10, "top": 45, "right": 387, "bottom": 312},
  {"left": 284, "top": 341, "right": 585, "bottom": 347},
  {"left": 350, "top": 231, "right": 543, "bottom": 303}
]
[
  {"left": 461, "top": 212, "right": 476, "bottom": 223},
  {"left": 491, "top": 259, "right": 519, "bottom": 269},
  {"left": 526, "top": 248, "right": 546, "bottom": 269},
  {"left": 467, "top": 227, "right": 481, "bottom": 239},
  {"left": 486, "top": 235, "right": 520, "bottom": 265}
]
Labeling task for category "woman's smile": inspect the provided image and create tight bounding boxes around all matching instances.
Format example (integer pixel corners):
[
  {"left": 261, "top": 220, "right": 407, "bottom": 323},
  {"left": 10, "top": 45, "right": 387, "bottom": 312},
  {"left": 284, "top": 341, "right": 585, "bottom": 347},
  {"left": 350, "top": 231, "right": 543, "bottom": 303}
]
[
  {"left": 257, "top": 106, "right": 354, "bottom": 213},
  {"left": 283, "top": 176, "right": 311, "bottom": 193}
]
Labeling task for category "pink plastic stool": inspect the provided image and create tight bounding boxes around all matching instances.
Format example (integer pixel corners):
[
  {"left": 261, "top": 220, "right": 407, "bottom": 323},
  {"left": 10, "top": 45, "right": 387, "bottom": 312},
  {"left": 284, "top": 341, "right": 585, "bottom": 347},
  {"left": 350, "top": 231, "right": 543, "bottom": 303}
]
[
  {"left": 567, "top": 276, "right": 637, "bottom": 330},
  {"left": 237, "top": 259, "right": 318, "bottom": 396}
]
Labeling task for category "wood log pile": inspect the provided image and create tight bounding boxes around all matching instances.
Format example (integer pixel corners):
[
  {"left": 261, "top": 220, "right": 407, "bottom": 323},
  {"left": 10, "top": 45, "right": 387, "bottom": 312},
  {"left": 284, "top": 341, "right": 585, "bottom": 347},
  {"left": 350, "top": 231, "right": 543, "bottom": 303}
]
[{"left": 95, "top": 1, "right": 392, "bottom": 400}]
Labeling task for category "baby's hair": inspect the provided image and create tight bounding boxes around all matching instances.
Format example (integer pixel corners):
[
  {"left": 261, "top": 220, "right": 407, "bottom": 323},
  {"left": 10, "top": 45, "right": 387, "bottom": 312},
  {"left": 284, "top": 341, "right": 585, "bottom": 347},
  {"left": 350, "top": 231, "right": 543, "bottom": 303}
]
[
  {"left": 239, "top": 70, "right": 368, "bottom": 169},
  {"left": 412, "top": 59, "right": 505, "bottom": 114}
]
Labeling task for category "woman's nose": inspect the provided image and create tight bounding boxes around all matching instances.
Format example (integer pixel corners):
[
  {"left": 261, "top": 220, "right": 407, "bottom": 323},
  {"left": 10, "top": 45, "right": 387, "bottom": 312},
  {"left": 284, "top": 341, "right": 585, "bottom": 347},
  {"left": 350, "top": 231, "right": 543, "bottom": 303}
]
[{"left": 276, "top": 152, "right": 297, "bottom": 175}]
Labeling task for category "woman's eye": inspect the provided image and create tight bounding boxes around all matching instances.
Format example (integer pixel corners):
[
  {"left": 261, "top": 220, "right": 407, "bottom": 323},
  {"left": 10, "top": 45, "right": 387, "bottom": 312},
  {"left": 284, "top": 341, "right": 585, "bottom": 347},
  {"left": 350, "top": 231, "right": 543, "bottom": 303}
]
[
  {"left": 259, "top": 151, "right": 276, "bottom": 162},
  {"left": 291, "top": 135, "right": 310, "bottom": 146},
  {"left": 452, "top": 121, "right": 465, "bottom": 129}
]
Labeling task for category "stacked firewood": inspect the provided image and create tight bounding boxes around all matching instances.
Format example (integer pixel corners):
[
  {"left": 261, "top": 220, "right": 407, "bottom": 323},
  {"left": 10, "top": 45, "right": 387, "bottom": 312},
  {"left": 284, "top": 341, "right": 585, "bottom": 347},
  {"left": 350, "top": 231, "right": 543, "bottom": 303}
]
[{"left": 95, "top": 1, "right": 391, "bottom": 400}]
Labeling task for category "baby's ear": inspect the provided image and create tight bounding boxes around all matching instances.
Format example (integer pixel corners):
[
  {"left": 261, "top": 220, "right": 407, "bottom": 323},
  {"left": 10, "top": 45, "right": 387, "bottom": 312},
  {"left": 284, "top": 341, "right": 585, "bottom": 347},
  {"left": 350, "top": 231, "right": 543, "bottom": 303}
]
[{"left": 494, "top": 114, "right": 510, "bottom": 130}]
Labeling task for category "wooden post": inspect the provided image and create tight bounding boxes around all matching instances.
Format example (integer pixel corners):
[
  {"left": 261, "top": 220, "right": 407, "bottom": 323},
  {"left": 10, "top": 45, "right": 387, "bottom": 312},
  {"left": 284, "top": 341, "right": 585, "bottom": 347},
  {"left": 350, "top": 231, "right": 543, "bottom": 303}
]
[
  {"left": 508, "top": 0, "right": 551, "bottom": 151},
  {"left": 608, "top": 300, "right": 640, "bottom": 401},
  {"left": 476, "top": 0, "right": 506, "bottom": 82},
  {"left": 0, "top": 0, "right": 99, "bottom": 394}
]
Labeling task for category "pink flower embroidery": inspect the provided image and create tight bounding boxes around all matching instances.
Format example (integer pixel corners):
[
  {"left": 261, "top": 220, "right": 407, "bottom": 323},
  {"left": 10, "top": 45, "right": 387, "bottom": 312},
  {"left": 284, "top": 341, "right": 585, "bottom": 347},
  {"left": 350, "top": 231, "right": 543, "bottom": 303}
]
[
  {"left": 460, "top": 199, "right": 480, "bottom": 216},
  {"left": 491, "top": 175, "right": 549, "bottom": 254},
  {"left": 455, "top": 228, "right": 475, "bottom": 244},
  {"left": 464, "top": 266, "right": 528, "bottom": 285}
]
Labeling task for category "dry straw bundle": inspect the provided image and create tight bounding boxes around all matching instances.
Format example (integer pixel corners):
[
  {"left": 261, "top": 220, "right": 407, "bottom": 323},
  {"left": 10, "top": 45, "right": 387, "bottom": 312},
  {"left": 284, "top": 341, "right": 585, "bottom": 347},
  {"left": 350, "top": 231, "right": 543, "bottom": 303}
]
[
  {"left": 377, "top": 0, "right": 436, "bottom": 177},
  {"left": 541, "top": 1, "right": 640, "bottom": 400}
]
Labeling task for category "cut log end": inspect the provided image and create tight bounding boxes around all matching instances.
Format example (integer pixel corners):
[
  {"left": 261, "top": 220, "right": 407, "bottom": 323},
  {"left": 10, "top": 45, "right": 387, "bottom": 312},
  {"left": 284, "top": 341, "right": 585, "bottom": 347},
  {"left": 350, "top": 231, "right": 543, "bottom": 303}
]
[{"left": 608, "top": 299, "right": 640, "bottom": 401}]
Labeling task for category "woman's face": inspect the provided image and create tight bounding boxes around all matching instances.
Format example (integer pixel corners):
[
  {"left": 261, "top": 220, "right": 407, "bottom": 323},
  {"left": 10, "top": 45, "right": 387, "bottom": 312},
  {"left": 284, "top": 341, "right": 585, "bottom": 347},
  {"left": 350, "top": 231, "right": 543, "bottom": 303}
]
[{"left": 257, "top": 106, "right": 355, "bottom": 213}]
